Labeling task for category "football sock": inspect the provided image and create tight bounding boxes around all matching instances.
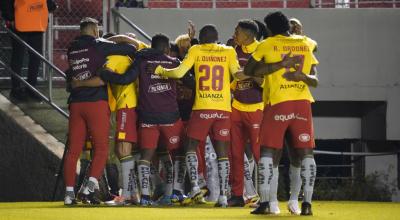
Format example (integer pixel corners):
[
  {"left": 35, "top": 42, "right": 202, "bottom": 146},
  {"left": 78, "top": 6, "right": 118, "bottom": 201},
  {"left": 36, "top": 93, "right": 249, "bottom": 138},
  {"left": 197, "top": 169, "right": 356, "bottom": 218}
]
[
  {"left": 160, "top": 154, "right": 174, "bottom": 196},
  {"left": 248, "top": 156, "right": 255, "bottom": 178},
  {"left": 138, "top": 160, "right": 151, "bottom": 196},
  {"left": 218, "top": 158, "right": 230, "bottom": 196},
  {"left": 65, "top": 187, "right": 75, "bottom": 198},
  {"left": 173, "top": 157, "right": 186, "bottom": 193},
  {"left": 120, "top": 156, "right": 134, "bottom": 198},
  {"left": 244, "top": 154, "right": 257, "bottom": 197},
  {"left": 301, "top": 157, "right": 317, "bottom": 203},
  {"left": 258, "top": 156, "right": 273, "bottom": 203},
  {"left": 186, "top": 151, "right": 199, "bottom": 189},
  {"left": 270, "top": 167, "right": 279, "bottom": 202},
  {"left": 289, "top": 165, "right": 302, "bottom": 201}
]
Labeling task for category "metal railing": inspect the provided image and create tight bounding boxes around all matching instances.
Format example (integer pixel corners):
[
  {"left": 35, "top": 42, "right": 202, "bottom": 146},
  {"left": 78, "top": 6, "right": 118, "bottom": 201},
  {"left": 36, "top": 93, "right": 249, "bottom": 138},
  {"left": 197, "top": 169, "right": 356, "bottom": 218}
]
[{"left": 0, "top": 22, "right": 69, "bottom": 119}]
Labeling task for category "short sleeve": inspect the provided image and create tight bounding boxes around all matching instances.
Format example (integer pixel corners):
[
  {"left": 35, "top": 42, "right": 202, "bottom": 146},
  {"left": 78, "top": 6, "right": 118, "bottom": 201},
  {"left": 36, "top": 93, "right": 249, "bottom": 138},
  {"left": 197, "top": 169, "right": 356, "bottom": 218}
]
[
  {"left": 251, "top": 41, "right": 268, "bottom": 62},
  {"left": 228, "top": 48, "right": 240, "bottom": 75}
]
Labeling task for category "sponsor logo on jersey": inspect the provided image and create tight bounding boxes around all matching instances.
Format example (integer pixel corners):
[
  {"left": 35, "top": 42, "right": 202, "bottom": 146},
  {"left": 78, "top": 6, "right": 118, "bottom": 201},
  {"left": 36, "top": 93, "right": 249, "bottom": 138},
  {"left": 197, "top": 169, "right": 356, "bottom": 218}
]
[
  {"left": 199, "top": 93, "right": 223, "bottom": 99},
  {"left": 199, "top": 113, "right": 228, "bottom": 120},
  {"left": 252, "top": 124, "right": 260, "bottom": 129},
  {"left": 280, "top": 83, "right": 305, "bottom": 90},
  {"left": 219, "top": 129, "right": 230, "bottom": 137},
  {"left": 299, "top": 133, "right": 311, "bottom": 142},
  {"left": 169, "top": 136, "right": 179, "bottom": 144},
  {"left": 148, "top": 83, "right": 172, "bottom": 93}
]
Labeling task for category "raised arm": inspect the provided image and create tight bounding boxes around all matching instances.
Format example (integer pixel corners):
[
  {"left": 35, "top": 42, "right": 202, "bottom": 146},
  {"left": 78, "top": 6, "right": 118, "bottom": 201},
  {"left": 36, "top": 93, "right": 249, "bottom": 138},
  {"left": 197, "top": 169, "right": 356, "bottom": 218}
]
[{"left": 155, "top": 46, "right": 196, "bottom": 78}]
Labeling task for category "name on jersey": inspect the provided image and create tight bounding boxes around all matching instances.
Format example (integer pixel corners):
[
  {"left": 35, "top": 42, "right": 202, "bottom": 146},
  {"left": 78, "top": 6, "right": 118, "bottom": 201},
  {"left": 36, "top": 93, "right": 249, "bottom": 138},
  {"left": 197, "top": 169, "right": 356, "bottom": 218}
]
[
  {"left": 237, "top": 81, "right": 253, "bottom": 90},
  {"left": 280, "top": 83, "right": 305, "bottom": 90},
  {"left": 199, "top": 93, "right": 223, "bottom": 99},
  {"left": 273, "top": 45, "right": 310, "bottom": 52},
  {"left": 69, "top": 48, "right": 88, "bottom": 55},
  {"left": 148, "top": 83, "right": 171, "bottom": 93},
  {"left": 197, "top": 56, "right": 226, "bottom": 62}
]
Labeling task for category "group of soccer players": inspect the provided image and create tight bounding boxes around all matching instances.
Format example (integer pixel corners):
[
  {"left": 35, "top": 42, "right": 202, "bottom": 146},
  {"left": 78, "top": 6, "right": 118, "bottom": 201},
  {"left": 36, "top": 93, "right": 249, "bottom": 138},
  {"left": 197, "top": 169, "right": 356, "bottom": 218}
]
[{"left": 63, "top": 11, "right": 319, "bottom": 216}]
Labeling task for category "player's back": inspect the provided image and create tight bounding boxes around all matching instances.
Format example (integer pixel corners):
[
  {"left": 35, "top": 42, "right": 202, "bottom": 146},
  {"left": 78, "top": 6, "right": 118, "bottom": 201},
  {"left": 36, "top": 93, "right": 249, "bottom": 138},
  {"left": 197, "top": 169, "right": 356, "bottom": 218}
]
[
  {"left": 105, "top": 55, "right": 138, "bottom": 110},
  {"left": 257, "top": 34, "right": 318, "bottom": 105},
  {"left": 187, "top": 44, "right": 239, "bottom": 112}
]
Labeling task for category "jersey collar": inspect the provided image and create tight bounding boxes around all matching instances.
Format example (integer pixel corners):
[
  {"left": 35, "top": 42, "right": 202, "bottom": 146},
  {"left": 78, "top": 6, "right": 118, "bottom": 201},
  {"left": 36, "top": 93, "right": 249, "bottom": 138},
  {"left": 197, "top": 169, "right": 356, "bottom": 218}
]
[{"left": 241, "top": 40, "right": 259, "bottom": 54}]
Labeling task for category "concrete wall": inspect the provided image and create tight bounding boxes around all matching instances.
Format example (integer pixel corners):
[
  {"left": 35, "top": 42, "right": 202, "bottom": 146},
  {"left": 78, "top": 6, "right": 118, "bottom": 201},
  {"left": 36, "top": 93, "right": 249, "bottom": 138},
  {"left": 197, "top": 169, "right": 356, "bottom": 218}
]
[
  {"left": 0, "top": 109, "right": 64, "bottom": 201},
  {"left": 116, "top": 8, "right": 400, "bottom": 140}
]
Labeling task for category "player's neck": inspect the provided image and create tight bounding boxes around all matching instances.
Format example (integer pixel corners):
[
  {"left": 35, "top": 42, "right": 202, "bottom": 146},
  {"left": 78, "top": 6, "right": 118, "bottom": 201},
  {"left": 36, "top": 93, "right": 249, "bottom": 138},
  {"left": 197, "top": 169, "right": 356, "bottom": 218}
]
[{"left": 242, "top": 39, "right": 255, "bottom": 47}]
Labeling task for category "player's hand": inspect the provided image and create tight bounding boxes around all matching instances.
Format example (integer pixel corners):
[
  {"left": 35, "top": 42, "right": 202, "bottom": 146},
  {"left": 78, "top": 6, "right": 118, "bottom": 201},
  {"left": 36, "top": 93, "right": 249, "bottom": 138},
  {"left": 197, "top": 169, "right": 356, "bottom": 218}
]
[
  {"left": 281, "top": 52, "right": 302, "bottom": 68},
  {"left": 282, "top": 70, "right": 306, "bottom": 82},
  {"left": 154, "top": 65, "right": 165, "bottom": 75},
  {"left": 234, "top": 69, "right": 250, "bottom": 80},
  {"left": 188, "top": 20, "right": 196, "bottom": 39}
]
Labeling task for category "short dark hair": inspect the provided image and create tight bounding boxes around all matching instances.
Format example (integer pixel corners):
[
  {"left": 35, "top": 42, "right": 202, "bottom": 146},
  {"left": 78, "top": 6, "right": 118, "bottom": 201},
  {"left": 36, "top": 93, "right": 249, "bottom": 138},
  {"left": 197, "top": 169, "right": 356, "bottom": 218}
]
[
  {"left": 170, "top": 42, "right": 179, "bottom": 54},
  {"left": 80, "top": 17, "right": 98, "bottom": 32},
  {"left": 199, "top": 24, "right": 218, "bottom": 44},
  {"left": 237, "top": 19, "right": 259, "bottom": 38},
  {"left": 253, "top": 19, "right": 268, "bottom": 40},
  {"left": 151, "top": 33, "right": 170, "bottom": 51},
  {"left": 263, "top": 11, "right": 289, "bottom": 36}
]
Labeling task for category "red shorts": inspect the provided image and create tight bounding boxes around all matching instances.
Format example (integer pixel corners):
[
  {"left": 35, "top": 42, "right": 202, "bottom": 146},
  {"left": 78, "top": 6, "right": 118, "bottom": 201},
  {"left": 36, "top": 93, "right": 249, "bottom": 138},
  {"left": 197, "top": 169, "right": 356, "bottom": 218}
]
[
  {"left": 187, "top": 110, "right": 231, "bottom": 142},
  {"left": 231, "top": 108, "right": 263, "bottom": 161},
  {"left": 115, "top": 107, "right": 137, "bottom": 143},
  {"left": 139, "top": 120, "right": 184, "bottom": 151},
  {"left": 260, "top": 100, "right": 315, "bottom": 149}
]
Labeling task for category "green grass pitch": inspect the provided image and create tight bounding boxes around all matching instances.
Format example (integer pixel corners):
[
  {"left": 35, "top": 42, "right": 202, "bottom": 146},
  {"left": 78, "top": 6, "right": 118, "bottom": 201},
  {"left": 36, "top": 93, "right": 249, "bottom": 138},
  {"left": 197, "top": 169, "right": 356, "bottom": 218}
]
[{"left": 1, "top": 201, "right": 400, "bottom": 220}]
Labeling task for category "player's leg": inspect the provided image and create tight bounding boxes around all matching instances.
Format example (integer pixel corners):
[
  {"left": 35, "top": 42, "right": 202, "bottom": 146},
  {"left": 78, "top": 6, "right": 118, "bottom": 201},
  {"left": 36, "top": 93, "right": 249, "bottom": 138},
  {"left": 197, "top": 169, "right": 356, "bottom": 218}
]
[
  {"left": 157, "top": 120, "right": 184, "bottom": 205},
  {"left": 269, "top": 149, "right": 282, "bottom": 214},
  {"left": 211, "top": 111, "right": 232, "bottom": 208},
  {"left": 171, "top": 143, "right": 187, "bottom": 203},
  {"left": 107, "top": 108, "right": 138, "bottom": 205},
  {"left": 185, "top": 110, "right": 213, "bottom": 200},
  {"left": 251, "top": 103, "right": 288, "bottom": 214},
  {"left": 228, "top": 108, "right": 246, "bottom": 207},
  {"left": 243, "top": 109, "right": 263, "bottom": 204},
  {"left": 287, "top": 143, "right": 302, "bottom": 215},
  {"left": 137, "top": 124, "right": 160, "bottom": 206},
  {"left": 63, "top": 103, "right": 87, "bottom": 205},
  {"left": 289, "top": 100, "right": 316, "bottom": 216},
  {"left": 81, "top": 101, "right": 111, "bottom": 204},
  {"left": 196, "top": 140, "right": 207, "bottom": 190}
]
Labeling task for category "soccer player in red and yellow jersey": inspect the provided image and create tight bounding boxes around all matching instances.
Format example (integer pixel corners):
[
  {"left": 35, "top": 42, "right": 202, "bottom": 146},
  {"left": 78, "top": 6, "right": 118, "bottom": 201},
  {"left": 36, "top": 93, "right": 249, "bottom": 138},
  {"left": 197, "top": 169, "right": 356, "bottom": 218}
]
[
  {"left": 244, "top": 12, "right": 318, "bottom": 216},
  {"left": 228, "top": 19, "right": 264, "bottom": 207},
  {"left": 155, "top": 25, "right": 241, "bottom": 207},
  {"left": 71, "top": 33, "right": 146, "bottom": 205}
]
